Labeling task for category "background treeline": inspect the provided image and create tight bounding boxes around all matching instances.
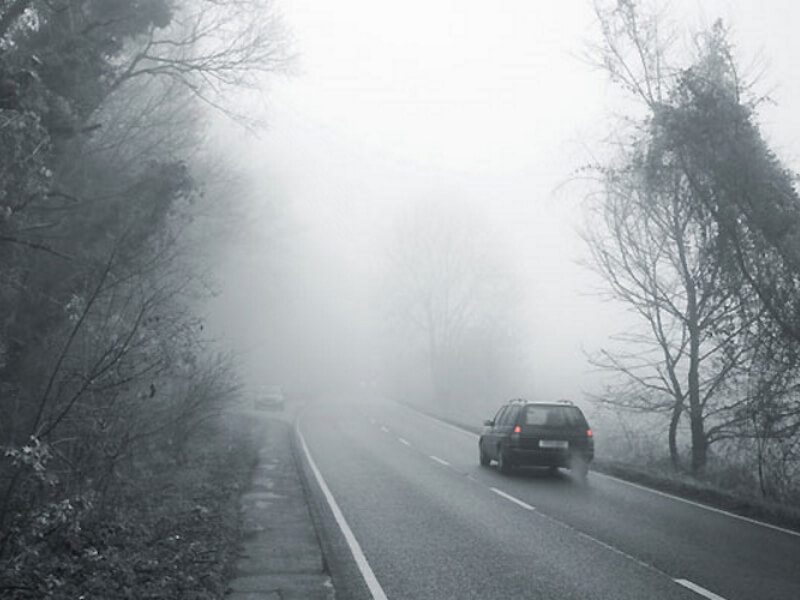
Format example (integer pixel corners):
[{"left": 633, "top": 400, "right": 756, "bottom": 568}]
[
  {"left": 583, "top": 2, "right": 800, "bottom": 505},
  {"left": 0, "top": 1, "right": 287, "bottom": 597}
]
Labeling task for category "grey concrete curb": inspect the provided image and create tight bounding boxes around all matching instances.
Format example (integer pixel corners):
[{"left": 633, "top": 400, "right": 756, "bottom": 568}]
[{"left": 226, "top": 414, "right": 335, "bottom": 600}]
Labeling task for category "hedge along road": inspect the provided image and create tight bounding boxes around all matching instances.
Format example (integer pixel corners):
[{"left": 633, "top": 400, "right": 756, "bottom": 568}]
[{"left": 295, "top": 394, "right": 800, "bottom": 600}]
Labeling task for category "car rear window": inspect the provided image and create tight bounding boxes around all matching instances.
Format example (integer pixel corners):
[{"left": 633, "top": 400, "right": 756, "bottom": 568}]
[{"left": 524, "top": 406, "right": 585, "bottom": 427}]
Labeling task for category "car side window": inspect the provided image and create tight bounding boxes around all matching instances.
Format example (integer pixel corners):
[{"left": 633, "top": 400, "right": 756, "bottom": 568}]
[
  {"left": 493, "top": 406, "right": 508, "bottom": 426},
  {"left": 505, "top": 405, "right": 521, "bottom": 426},
  {"left": 499, "top": 405, "right": 518, "bottom": 427},
  {"left": 566, "top": 407, "right": 588, "bottom": 427}
]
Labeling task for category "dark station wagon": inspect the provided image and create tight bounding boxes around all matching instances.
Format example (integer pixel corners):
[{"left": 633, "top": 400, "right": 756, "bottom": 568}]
[{"left": 479, "top": 399, "right": 594, "bottom": 479}]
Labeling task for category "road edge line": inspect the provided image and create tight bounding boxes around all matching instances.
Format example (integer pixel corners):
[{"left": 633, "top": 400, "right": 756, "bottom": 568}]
[
  {"left": 490, "top": 487, "right": 535, "bottom": 511},
  {"left": 674, "top": 578, "right": 727, "bottom": 600},
  {"left": 296, "top": 423, "right": 389, "bottom": 600},
  {"left": 591, "top": 471, "right": 800, "bottom": 538}
]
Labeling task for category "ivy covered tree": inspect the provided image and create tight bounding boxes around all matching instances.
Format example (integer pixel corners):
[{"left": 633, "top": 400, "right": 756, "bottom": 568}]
[{"left": 586, "top": 2, "right": 800, "bottom": 483}]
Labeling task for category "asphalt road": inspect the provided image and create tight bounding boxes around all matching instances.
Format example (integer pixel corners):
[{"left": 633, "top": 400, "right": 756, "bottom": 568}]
[{"left": 297, "top": 394, "right": 800, "bottom": 600}]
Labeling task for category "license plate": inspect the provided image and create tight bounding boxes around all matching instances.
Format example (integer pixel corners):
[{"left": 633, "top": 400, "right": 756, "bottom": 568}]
[{"left": 539, "top": 440, "right": 568, "bottom": 449}]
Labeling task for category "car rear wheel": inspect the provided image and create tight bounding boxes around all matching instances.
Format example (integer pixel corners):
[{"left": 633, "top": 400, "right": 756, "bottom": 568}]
[
  {"left": 497, "top": 447, "right": 512, "bottom": 474},
  {"left": 479, "top": 442, "right": 491, "bottom": 467}
]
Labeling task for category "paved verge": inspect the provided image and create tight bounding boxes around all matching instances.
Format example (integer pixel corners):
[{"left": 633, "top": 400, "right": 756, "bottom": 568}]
[{"left": 227, "top": 416, "right": 335, "bottom": 600}]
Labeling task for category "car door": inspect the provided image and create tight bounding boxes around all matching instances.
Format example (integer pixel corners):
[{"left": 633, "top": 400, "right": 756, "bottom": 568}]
[
  {"left": 484, "top": 405, "right": 508, "bottom": 459},
  {"left": 499, "top": 405, "right": 521, "bottom": 450}
]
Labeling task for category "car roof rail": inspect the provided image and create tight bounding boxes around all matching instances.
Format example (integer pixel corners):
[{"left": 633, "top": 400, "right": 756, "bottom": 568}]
[{"left": 556, "top": 399, "right": 574, "bottom": 405}]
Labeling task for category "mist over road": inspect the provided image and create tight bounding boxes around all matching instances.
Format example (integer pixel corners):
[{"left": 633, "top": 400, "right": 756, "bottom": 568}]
[{"left": 298, "top": 395, "right": 800, "bottom": 600}]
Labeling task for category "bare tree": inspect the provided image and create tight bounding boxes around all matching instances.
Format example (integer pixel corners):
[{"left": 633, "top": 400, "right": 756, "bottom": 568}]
[
  {"left": 384, "top": 200, "right": 523, "bottom": 407},
  {"left": 108, "top": 0, "right": 293, "bottom": 125},
  {"left": 583, "top": 3, "right": 800, "bottom": 474},
  {"left": 583, "top": 147, "right": 751, "bottom": 472}
]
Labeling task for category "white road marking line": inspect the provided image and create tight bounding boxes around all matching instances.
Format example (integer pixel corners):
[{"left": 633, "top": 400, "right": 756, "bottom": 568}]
[
  {"left": 380, "top": 425, "right": 389, "bottom": 433},
  {"left": 309, "top": 405, "right": 730, "bottom": 600},
  {"left": 533, "top": 499, "right": 729, "bottom": 600},
  {"left": 674, "top": 579, "right": 727, "bottom": 600},
  {"left": 398, "top": 437, "right": 411, "bottom": 446},
  {"left": 532, "top": 501, "right": 674, "bottom": 578},
  {"left": 296, "top": 427, "right": 388, "bottom": 600},
  {"left": 592, "top": 472, "right": 800, "bottom": 538},
  {"left": 490, "top": 487, "right": 535, "bottom": 511},
  {"left": 403, "top": 406, "right": 798, "bottom": 539}
]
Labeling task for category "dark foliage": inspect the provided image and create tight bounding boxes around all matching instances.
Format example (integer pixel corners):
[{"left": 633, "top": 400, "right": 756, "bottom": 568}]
[
  {"left": 0, "top": 0, "right": 287, "bottom": 595},
  {"left": 0, "top": 425, "right": 257, "bottom": 599}
]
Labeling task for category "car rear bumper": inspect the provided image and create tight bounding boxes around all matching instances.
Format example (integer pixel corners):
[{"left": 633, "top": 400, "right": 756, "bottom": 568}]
[{"left": 507, "top": 446, "right": 593, "bottom": 467}]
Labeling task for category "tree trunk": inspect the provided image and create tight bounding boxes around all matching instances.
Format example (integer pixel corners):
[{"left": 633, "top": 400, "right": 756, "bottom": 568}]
[
  {"left": 690, "top": 422, "right": 707, "bottom": 473},
  {"left": 687, "top": 308, "right": 707, "bottom": 474},
  {"left": 680, "top": 207, "right": 707, "bottom": 475},
  {"left": 668, "top": 400, "right": 682, "bottom": 471},
  {"left": 688, "top": 318, "right": 706, "bottom": 473}
]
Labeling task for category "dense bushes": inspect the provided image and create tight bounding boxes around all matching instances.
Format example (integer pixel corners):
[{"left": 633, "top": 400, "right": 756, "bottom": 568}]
[
  {"left": 0, "top": 415, "right": 260, "bottom": 599},
  {"left": 0, "top": 1, "right": 287, "bottom": 596}
]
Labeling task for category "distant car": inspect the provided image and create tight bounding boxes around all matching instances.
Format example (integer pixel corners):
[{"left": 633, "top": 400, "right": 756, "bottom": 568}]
[
  {"left": 479, "top": 399, "right": 594, "bottom": 479},
  {"left": 254, "top": 386, "right": 285, "bottom": 411}
]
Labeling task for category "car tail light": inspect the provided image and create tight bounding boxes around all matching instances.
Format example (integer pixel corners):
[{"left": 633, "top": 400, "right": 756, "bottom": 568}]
[
  {"left": 587, "top": 429, "right": 593, "bottom": 437},
  {"left": 513, "top": 425, "right": 521, "bottom": 434}
]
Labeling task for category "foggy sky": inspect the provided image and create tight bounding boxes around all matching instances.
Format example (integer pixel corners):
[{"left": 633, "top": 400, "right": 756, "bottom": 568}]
[{"left": 206, "top": 0, "right": 800, "bottom": 401}]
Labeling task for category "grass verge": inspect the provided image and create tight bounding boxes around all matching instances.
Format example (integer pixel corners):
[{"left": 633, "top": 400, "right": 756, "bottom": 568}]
[{"left": 591, "top": 459, "right": 800, "bottom": 534}]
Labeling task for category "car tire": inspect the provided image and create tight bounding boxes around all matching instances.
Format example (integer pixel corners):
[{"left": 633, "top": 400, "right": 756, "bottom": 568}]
[
  {"left": 479, "top": 442, "right": 491, "bottom": 467},
  {"left": 497, "top": 447, "right": 512, "bottom": 474}
]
